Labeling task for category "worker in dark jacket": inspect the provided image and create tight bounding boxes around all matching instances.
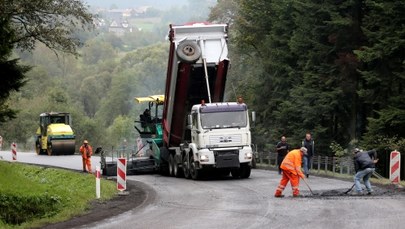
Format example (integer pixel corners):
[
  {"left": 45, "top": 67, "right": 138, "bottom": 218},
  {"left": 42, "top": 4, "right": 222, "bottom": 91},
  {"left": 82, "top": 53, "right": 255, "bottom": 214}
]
[
  {"left": 353, "top": 148, "right": 379, "bottom": 195},
  {"left": 302, "top": 132, "right": 314, "bottom": 178},
  {"left": 276, "top": 136, "right": 289, "bottom": 174}
]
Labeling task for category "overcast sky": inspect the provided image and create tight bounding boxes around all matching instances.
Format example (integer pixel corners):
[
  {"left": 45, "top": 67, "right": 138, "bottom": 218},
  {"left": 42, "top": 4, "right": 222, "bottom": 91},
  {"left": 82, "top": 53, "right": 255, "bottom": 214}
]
[{"left": 84, "top": 0, "right": 190, "bottom": 9}]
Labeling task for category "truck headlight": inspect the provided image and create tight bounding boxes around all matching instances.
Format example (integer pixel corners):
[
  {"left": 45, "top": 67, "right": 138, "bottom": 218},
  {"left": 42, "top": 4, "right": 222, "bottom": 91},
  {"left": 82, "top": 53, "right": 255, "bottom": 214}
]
[
  {"left": 245, "top": 152, "right": 253, "bottom": 159},
  {"left": 200, "top": 154, "right": 209, "bottom": 162}
]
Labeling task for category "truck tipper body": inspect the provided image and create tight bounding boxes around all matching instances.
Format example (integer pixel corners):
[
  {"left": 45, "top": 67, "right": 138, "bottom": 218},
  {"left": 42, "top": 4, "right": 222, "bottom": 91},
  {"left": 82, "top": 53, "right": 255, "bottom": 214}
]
[{"left": 160, "top": 23, "right": 253, "bottom": 179}]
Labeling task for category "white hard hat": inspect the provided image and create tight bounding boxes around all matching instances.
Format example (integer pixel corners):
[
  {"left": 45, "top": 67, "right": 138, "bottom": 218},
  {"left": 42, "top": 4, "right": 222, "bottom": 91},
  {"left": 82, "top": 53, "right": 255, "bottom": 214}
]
[{"left": 300, "top": 147, "right": 308, "bottom": 155}]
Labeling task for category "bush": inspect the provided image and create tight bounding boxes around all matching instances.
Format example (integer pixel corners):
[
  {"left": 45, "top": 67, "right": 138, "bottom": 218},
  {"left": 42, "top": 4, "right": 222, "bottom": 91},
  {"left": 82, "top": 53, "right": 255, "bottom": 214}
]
[{"left": 0, "top": 193, "right": 62, "bottom": 225}]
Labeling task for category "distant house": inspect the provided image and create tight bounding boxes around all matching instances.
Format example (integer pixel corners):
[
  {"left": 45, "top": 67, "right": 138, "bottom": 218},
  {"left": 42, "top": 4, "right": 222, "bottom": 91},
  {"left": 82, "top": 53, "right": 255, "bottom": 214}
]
[
  {"left": 132, "top": 6, "right": 150, "bottom": 16},
  {"left": 107, "top": 9, "right": 133, "bottom": 20},
  {"left": 108, "top": 20, "right": 134, "bottom": 36},
  {"left": 93, "top": 6, "right": 150, "bottom": 35}
]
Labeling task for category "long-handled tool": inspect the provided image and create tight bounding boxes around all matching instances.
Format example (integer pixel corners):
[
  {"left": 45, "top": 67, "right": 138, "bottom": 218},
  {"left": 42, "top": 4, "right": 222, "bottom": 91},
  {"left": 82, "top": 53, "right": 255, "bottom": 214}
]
[
  {"left": 344, "top": 184, "right": 355, "bottom": 194},
  {"left": 301, "top": 177, "right": 314, "bottom": 195}
]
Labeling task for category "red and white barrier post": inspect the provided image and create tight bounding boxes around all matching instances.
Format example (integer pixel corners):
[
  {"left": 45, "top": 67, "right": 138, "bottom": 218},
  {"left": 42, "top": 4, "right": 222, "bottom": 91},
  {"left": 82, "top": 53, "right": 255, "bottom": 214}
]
[
  {"left": 11, "top": 142, "right": 17, "bottom": 161},
  {"left": 117, "top": 157, "right": 128, "bottom": 194},
  {"left": 96, "top": 165, "right": 101, "bottom": 199},
  {"left": 389, "top": 150, "right": 401, "bottom": 184}
]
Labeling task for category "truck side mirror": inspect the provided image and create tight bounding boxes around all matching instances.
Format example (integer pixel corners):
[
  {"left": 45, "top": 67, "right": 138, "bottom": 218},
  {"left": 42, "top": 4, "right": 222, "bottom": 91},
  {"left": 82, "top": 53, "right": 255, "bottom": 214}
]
[
  {"left": 251, "top": 111, "right": 256, "bottom": 127},
  {"left": 187, "top": 114, "right": 193, "bottom": 129}
]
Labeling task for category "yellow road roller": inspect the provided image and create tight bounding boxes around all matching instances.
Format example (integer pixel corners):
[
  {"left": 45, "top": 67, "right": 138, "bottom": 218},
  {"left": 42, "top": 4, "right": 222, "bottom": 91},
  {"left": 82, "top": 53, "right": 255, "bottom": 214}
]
[{"left": 35, "top": 112, "right": 75, "bottom": 155}]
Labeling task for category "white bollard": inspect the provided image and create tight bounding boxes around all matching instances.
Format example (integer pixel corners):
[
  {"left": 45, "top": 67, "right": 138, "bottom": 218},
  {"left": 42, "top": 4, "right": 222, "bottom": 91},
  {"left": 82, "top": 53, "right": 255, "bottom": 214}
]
[
  {"left": 390, "top": 150, "right": 401, "bottom": 184},
  {"left": 96, "top": 166, "right": 101, "bottom": 199},
  {"left": 117, "top": 157, "right": 128, "bottom": 195},
  {"left": 11, "top": 143, "right": 17, "bottom": 161}
]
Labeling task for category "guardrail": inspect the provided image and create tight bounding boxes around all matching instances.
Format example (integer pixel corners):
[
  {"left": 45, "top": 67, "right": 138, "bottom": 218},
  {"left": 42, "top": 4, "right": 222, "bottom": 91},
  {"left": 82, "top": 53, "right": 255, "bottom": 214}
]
[{"left": 255, "top": 151, "right": 383, "bottom": 178}]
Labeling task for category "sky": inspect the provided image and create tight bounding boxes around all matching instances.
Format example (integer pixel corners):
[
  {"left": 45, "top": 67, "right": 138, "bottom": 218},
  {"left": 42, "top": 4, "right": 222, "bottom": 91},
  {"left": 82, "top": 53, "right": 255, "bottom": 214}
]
[{"left": 84, "top": 0, "right": 190, "bottom": 10}]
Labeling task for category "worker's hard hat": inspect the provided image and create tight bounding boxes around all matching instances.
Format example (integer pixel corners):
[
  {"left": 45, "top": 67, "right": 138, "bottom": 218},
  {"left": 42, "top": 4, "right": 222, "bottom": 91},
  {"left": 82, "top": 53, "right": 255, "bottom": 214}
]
[
  {"left": 300, "top": 147, "right": 308, "bottom": 155},
  {"left": 353, "top": 148, "right": 361, "bottom": 154},
  {"left": 83, "top": 140, "right": 89, "bottom": 144}
]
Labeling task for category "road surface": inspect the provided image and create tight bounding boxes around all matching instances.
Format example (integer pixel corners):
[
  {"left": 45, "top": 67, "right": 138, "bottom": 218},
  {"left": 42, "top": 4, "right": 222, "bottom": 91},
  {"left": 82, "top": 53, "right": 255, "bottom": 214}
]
[{"left": 1, "top": 151, "right": 404, "bottom": 229}]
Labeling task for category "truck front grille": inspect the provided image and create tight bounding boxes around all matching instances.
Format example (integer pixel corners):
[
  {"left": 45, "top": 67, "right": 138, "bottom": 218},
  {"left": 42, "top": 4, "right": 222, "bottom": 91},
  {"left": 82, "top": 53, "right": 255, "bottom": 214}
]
[{"left": 209, "top": 134, "right": 242, "bottom": 144}]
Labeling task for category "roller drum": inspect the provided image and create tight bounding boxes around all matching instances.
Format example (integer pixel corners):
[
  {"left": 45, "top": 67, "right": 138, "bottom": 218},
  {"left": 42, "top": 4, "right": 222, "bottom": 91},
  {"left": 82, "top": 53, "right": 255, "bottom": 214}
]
[{"left": 49, "top": 139, "right": 75, "bottom": 155}]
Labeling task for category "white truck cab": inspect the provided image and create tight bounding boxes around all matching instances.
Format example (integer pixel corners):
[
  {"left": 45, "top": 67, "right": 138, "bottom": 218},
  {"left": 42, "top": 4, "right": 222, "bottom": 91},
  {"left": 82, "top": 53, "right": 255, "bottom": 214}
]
[{"left": 183, "top": 102, "right": 254, "bottom": 178}]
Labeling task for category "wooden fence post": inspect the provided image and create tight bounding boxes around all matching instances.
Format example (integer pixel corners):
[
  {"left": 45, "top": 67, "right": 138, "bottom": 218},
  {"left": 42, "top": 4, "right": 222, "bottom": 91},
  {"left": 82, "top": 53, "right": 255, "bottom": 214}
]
[{"left": 267, "top": 151, "right": 270, "bottom": 165}]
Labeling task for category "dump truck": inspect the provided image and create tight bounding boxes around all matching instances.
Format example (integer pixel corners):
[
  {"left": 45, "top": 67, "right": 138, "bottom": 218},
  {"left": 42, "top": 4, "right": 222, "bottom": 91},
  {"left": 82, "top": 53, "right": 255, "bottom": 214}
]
[
  {"left": 35, "top": 112, "right": 75, "bottom": 155},
  {"left": 159, "top": 23, "right": 254, "bottom": 179},
  {"left": 100, "top": 23, "right": 254, "bottom": 179}
]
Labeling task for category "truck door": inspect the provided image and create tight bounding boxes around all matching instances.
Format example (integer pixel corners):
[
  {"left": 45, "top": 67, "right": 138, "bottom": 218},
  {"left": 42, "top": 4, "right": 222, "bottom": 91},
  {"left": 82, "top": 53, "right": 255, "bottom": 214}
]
[{"left": 190, "top": 112, "right": 199, "bottom": 145}]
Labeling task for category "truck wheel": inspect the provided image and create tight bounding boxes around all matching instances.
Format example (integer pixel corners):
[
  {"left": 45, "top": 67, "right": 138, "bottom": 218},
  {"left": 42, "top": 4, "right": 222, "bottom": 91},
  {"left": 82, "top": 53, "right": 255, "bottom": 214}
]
[
  {"left": 173, "top": 155, "right": 183, "bottom": 178},
  {"left": 183, "top": 154, "right": 191, "bottom": 179},
  {"left": 176, "top": 41, "right": 201, "bottom": 63},
  {"left": 189, "top": 156, "right": 201, "bottom": 180},
  {"left": 159, "top": 147, "right": 170, "bottom": 176},
  {"left": 169, "top": 154, "right": 175, "bottom": 176},
  {"left": 240, "top": 163, "right": 251, "bottom": 179}
]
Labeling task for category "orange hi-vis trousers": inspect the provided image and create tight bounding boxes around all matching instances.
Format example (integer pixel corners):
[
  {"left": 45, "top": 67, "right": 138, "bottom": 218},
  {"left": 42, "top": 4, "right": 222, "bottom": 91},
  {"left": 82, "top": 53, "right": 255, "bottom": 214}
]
[
  {"left": 275, "top": 170, "right": 300, "bottom": 196},
  {"left": 82, "top": 157, "right": 92, "bottom": 173}
]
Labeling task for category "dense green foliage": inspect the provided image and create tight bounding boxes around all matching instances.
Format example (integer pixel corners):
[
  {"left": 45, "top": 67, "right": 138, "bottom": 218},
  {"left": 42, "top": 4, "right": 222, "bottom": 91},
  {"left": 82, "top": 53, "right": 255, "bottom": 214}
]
[
  {"left": 0, "top": 0, "right": 403, "bottom": 158},
  {"left": 210, "top": 0, "right": 405, "bottom": 156},
  {"left": 0, "top": 161, "right": 117, "bottom": 228},
  {"left": 0, "top": 0, "right": 94, "bottom": 123},
  {"left": 0, "top": 1, "right": 212, "bottom": 150},
  {"left": 0, "top": 193, "right": 61, "bottom": 225},
  {"left": 2, "top": 40, "right": 168, "bottom": 150}
]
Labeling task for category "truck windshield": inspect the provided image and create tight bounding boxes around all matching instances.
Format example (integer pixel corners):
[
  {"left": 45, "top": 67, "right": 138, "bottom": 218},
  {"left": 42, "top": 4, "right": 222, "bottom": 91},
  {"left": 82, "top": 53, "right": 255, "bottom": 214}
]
[{"left": 201, "top": 111, "right": 247, "bottom": 129}]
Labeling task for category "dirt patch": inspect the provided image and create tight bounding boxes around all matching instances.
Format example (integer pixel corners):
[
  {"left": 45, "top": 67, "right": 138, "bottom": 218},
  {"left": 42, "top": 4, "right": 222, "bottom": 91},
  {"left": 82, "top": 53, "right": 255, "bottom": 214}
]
[{"left": 40, "top": 180, "right": 153, "bottom": 229}]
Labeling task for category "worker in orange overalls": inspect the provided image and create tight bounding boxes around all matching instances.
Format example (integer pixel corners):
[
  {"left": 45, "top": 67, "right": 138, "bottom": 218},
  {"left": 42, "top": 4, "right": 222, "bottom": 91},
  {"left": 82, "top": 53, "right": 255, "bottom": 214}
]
[
  {"left": 274, "top": 147, "right": 307, "bottom": 197},
  {"left": 79, "top": 140, "right": 93, "bottom": 173}
]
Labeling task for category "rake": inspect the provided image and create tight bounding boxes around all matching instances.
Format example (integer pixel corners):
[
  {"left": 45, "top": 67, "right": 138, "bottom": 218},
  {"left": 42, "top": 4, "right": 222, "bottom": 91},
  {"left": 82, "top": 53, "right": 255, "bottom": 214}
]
[{"left": 301, "top": 177, "right": 315, "bottom": 195}]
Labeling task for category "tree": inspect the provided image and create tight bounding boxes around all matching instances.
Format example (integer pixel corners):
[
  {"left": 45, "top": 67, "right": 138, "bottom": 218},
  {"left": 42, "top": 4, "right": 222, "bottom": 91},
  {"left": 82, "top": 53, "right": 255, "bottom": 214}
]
[
  {"left": 0, "top": 0, "right": 94, "bottom": 123},
  {"left": 0, "top": 17, "right": 29, "bottom": 122},
  {"left": 106, "top": 115, "right": 134, "bottom": 147},
  {"left": 1, "top": 0, "right": 94, "bottom": 55},
  {"left": 81, "top": 39, "right": 116, "bottom": 65},
  {"left": 356, "top": 1, "right": 405, "bottom": 152},
  {"left": 229, "top": 0, "right": 370, "bottom": 153},
  {"left": 208, "top": 0, "right": 239, "bottom": 25},
  {"left": 275, "top": 1, "right": 365, "bottom": 151}
]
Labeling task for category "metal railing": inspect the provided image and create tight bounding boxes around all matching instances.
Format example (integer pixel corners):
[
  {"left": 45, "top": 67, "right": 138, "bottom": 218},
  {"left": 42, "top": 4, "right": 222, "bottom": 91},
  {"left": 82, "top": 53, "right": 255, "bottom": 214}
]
[{"left": 255, "top": 151, "right": 384, "bottom": 178}]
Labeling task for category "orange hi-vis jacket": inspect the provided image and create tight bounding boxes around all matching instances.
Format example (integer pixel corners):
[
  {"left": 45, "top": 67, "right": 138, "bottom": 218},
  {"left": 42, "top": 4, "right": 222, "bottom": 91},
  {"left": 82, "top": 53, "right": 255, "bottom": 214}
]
[
  {"left": 280, "top": 149, "right": 305, "bottom": 178},
  {"left": 79, "top": 145, "right": 93, "bottom": 159}
]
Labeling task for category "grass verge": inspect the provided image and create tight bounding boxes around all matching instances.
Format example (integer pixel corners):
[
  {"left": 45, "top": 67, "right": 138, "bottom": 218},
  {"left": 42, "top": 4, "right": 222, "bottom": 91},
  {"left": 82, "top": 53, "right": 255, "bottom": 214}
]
[{"left": 0, "top": 161, "right": 117, "bottom": 228}]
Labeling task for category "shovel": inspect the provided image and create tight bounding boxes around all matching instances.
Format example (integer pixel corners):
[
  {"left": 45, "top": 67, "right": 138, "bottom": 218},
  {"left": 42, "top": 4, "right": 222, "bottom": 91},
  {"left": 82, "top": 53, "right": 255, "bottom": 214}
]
[
  {"left": 301, "top": 177, "right": 315, "bottom": 195},
  {"left": 344, "top": 184, "right": 355, "bottom": 194}
]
